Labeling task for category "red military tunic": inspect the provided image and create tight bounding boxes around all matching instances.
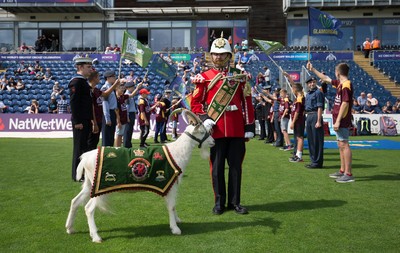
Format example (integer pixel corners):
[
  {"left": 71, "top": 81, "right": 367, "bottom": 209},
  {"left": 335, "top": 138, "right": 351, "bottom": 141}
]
[{"left": 191, "top": 68, "right": 255, "bottom": 139}]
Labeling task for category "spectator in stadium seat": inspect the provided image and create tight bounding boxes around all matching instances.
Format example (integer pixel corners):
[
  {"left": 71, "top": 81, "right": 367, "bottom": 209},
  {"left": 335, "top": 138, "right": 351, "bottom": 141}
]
[
  {"left": 6, "top": 77, "right": 17, "bottom": 91},
  {"left": 362, "top": 38, "right": 371, "bottom": 58},
  {"left": 48, "top": 96, "right": 58, "bottom": 113},
  {"left": 241, "top": 39, "right": 248, "bottom": 51},
  {"left": 239, "top": 51, "right": 250, "bottom": 65},
  {"left": 34, "top": 61, "right": 42, "bottom": 73},
  {"left": 104, "top": 47, "right": 113, "bottom": 54},
  {"left": 15, "top": 61, "right": 27, "bottom": 75},
  {"left": 28, "top": 99, "right": 39, "bottom": 114},
  {"left": 51, "top": 81, "right": 64, "bottom": 97},
  {"left": 15, "top": 78, "right": 25, "bottom": 91},
  {"left": 248, "top": 53, "right": 260, "bottom": 63},
  {"left": 19, "top": 42, "right": 30, "bottom": 52},
  {"left": 255, "top": 72, "right": 266, "bottom": 87},
  {"left": 357, "top": 92, "right": 367, "bottom": 107},
  {"left": 113, "top": 44, "right": 121, "bottom": 54},
  {"left": 263, "top": 66, "right": 271, "bottom": 86},
  {"left": 35, "top": 68, "right": 45, "bottom": 81},
  {"left": 362, "top": 100, "right": 375, "bottom": 114},
  {"left": 44, "top": 68, "right": 54, "bottom": 81},
  {"left": 0, "top": 76, "right": 7, "bottom": 91},
  {"left": 234, "top": 42, "right": 242, "bottom": 51},
  {"left": 381, "top": 105, "right": 390, "bottom": 114},
  {"left": 0, "top": 101, "right": 7, "bottom": 113},
  {"left": 125, "top": 71, "right": 134, "bottom": 82},
  {"left": 385, "top": 101, "right": 393, "bottom": 113},
  {"left": 367, "top": 93, "right": 378, "bottom": 108},
  {"left": 392, "top": 105, "right": 399, "bottom": 114},
  {"left": 54, "top": 98, "right": 66, "bottom": 113},
  {"left": 233, "top": 48, "right": 240, "bottom": 65},
  {"left": 352, "top": 99, "right": 362, "bottom": 114}
]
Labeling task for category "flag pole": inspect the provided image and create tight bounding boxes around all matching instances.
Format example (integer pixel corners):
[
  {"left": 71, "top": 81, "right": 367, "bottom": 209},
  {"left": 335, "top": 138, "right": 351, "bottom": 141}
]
[
  {"left": 307, "top": 7, "right": 311, "bottom": 62},
  {"left": 118, "top": 54, "right": 123, "bottom": 79},
  {"left": 267, "top": 55, "right": 282, "bottom": 72}
]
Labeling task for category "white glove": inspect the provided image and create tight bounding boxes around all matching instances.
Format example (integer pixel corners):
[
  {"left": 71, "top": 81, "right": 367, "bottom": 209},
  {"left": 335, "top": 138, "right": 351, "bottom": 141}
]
[
  {"left": 203, "top": 119, "right": 215, "bottom": 131},
  {"left": 245, "top": 132, "right": 254, "bottom": 139},
  {"left": 190, "top": 74, "right": 205, "bottom": 84}
]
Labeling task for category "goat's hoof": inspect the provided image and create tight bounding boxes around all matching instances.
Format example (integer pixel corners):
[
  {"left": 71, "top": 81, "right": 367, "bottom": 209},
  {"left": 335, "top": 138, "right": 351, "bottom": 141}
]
[
  {"left": 92, "top": 236, "right": 103, "bottom": 243},
  {"left": 66, "top": 228, "right": 75, "bottom": 234},
  {"left": 171, "top": 227, "right": 181, "bottom": 235}
]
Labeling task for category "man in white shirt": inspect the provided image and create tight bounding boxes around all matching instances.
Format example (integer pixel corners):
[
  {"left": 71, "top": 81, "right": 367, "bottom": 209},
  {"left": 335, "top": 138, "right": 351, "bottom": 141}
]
[{"left": 263, "top": 66, "right": 271, "bottom": 85}]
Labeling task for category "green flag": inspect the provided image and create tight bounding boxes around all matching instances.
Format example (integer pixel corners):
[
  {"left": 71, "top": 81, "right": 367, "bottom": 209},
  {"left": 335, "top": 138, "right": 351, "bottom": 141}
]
[
  {"left": 253, "top": 39, "right": 284, "bottom": 55},
  {"left": 121, "top": 31, "right": 153, "bottom": 67}
]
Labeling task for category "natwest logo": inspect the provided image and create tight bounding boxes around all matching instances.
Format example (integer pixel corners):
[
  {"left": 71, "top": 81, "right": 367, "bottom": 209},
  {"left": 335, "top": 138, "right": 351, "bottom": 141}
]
[
  {"left": 0, "top": 114, "right": 73, "bottom": 132},
  {"left": 9, "top": 117, "right": 72, "bottom": 131}
]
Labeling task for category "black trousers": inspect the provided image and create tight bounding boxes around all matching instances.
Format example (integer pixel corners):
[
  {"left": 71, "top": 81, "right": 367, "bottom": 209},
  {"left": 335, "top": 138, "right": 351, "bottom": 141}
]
[
  {"left": 273, "top": 113, "right": 283, "bottom": 146},
  {"left": 87, "top": 121, "right": 102, "bottom": 151},
  {"left": 266, "top": 119, "right": 274, "bottom": 143},
  {"left": 305, "top": 113, "right": 324, "bottom": 166},
  {"left": 72, "top": 120, "right": 91, "bottom": 181},
  {"left": 258, "top": 119, "right": 266, "bottom": 139},
  {"left": 102, "top": 110, "right": 116, "bottom": 147},
  {"left": 161, "top": 118, "right": 169, "bottom": 141},
  {"left": 123, "top": 112, "right": 136, "bottom": 148},
  {"left": 139, "top": 125, "right": 150, "bottom": 146},
  {"left": 210, "top": 138, "right": 246, "bottom": 209}
]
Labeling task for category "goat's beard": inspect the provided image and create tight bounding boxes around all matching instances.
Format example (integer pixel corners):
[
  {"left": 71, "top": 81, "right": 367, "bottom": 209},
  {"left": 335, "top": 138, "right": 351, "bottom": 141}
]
[{"left": 199, "top": 147, "right": 210, "bottom": 160}]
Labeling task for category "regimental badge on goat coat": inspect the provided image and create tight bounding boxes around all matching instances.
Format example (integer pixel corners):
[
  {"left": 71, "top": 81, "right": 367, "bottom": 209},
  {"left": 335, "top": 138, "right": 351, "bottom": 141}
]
[{"left": 91, "top": 146, "right": 182, "bottom": 197}]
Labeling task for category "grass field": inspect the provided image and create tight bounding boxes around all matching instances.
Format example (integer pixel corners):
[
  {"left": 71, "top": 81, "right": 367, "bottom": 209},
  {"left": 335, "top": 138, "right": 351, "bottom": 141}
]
[{"left": 1, "top": 136, "right": 399, "bottom": 253}]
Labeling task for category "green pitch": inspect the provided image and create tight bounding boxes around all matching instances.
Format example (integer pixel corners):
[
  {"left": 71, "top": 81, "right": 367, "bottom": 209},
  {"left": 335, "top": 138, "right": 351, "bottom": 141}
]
[{"left": 1, "top": 136, "right": 399, "bottom": 252}]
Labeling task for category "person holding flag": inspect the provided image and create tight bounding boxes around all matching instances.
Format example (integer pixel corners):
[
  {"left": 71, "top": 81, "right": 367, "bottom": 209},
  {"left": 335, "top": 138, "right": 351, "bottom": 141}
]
[
  {"left": 308, "top": 62, "right": 354, "bottom": 183},
  {"left": 191, "top": 34, "right": 255, "bottom": 215}
]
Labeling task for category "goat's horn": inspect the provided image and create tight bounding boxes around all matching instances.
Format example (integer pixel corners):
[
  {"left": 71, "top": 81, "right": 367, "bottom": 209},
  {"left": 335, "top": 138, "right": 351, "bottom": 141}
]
[
  {"left": 183, "top": 109, "right": 202, "bottom": 126},
  {"left": 170, "top": 108, "right": 185, "bottom": 121}
]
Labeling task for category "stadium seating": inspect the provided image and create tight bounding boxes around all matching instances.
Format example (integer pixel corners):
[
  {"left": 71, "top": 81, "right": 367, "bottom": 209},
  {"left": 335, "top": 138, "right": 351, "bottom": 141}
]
[
  {"left": 374, "top": 60, "right": 400, "bottom": 85},
  {"left": 0, "top": 56, "right": 398, "bottom": 113}
]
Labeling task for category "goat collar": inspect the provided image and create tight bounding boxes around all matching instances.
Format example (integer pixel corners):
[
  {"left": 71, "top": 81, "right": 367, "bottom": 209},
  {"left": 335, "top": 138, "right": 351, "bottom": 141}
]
[{"left": 184, "top": 130, "right": 210, "bottom": 149}]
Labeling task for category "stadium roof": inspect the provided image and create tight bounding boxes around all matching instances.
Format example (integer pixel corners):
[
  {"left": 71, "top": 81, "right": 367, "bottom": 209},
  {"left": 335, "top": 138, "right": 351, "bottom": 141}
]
[
  {"left": 0, "top": 3, "right": 103, "bottom": 14},
  {"left": 0, "top": 3, "right": 251, "bottom": 16}
]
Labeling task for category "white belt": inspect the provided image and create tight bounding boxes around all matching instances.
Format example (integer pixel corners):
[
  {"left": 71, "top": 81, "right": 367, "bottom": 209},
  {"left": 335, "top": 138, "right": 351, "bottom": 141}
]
[{"left": 225, "top": 105, "right": 238, "bottom": 111}]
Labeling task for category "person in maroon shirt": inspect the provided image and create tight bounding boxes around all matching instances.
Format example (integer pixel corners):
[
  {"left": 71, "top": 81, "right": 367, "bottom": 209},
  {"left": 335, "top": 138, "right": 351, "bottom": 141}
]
[
  {"left": 308, "top": 62, "right": 354, "bottom": 183},
  {"left": 138, "top": 88, "right": 152, "bottom": 148},
  {"left": 87, "top": 71, "right": 120, "bottom": 150},
  {"left": 152, "top": 94, "right": 167, "bottom": 143},
  {"left": 289, "top": 83, "right": 305, "bottom": 162},
  {"left": 115, "top": 85, "right": 130, "bottom": 147}
]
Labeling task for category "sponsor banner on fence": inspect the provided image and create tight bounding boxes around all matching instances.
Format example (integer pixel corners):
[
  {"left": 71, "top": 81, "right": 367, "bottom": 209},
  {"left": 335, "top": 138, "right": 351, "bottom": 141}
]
[
  {"left": 0, "top": 54, "right": 120, "bottom": 62},
  {"left": 256, "top": 113, "right": 400, "bottom": 135},
  {"left": 373, "top": 51, "right": 400, "bottom": 61},
  {"left": 0, "top": 113, "right": 188, "bottom": 135},
  {"left": 257, "top": 51, "right": 353, "bottom": 61}
]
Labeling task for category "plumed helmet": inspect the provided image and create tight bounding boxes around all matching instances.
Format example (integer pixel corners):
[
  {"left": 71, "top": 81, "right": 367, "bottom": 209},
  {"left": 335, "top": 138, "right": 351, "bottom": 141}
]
[{"left": 210, "top": 32, "right": 232, "bottom": 56}]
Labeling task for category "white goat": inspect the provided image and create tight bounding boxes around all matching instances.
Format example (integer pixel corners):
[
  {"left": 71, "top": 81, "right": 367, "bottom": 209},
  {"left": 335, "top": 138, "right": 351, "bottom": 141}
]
[{"left": 66, "top": 110, "right": 214, "bottom": 243}]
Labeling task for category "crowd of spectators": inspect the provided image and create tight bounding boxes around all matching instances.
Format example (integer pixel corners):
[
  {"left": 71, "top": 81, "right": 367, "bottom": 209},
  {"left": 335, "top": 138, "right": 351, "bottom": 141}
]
[{"left": 353, "top": 91, "right": 400, "bottom": 114}]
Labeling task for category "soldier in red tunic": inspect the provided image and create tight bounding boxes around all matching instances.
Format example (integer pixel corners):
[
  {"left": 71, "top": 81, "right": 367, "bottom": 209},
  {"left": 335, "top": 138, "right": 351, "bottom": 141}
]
[{"left": 191, "top": 35, "right": 255, "bottom": 215}]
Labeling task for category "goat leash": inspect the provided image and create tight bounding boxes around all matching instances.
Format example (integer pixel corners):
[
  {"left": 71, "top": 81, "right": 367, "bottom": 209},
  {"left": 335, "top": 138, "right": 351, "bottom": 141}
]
[{"left": 184, "top": 131, "right": 210, "bottom": 148}]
